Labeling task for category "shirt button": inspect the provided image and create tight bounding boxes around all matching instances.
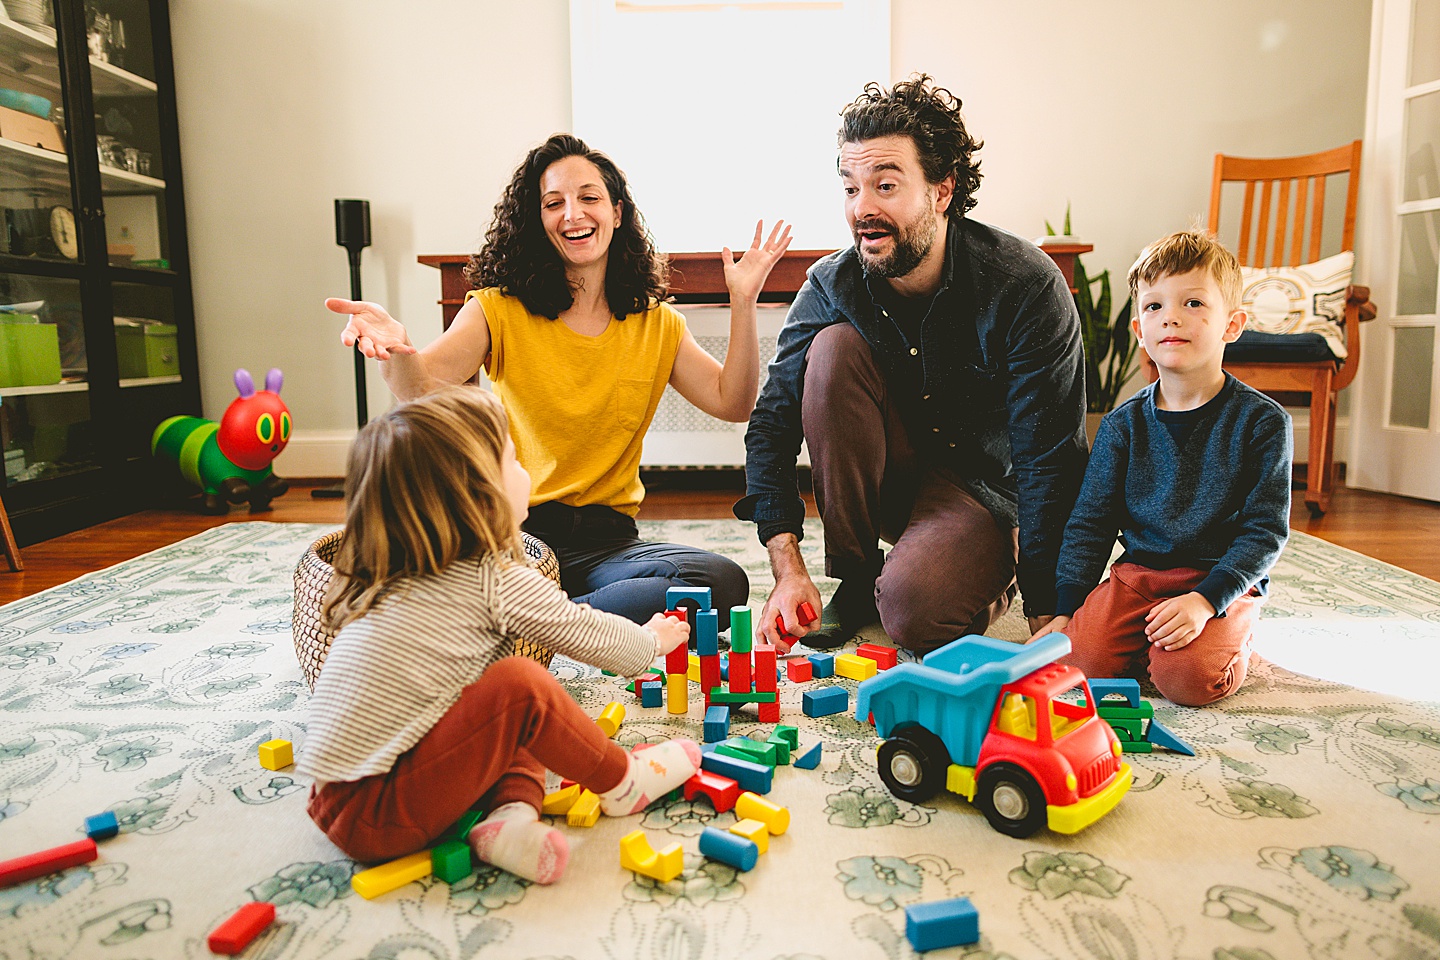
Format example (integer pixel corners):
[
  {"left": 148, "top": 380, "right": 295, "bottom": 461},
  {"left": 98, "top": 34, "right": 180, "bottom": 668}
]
[
  {"left": 948, "top": 442, "right": 956, "bottom": 448},
  {"left": 923, "top": 394, "right": 931, "bottom": 400},
  {"left": 909, "top": 348, "right": 918, "bottom": 356},
  {"left": 881, "top": 310, "right": 889, "bottom": 318},
  {"left": 932, "top": 427, "right": 940, "bottom": 433}
]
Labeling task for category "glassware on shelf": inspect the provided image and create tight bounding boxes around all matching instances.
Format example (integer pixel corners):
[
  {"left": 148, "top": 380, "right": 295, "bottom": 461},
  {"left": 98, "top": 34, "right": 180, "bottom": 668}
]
[
  {"left": 87, "top": 13, "right": 112, "bottom": 63},
  {"left": 107, "top": 19, "right": 126, "bottom": 69}
]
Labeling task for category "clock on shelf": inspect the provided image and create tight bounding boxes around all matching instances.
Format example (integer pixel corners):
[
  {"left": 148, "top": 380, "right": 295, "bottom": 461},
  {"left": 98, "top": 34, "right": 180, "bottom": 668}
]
[{"left": 49, "top": 205, "right": 77, "bottom": 259}]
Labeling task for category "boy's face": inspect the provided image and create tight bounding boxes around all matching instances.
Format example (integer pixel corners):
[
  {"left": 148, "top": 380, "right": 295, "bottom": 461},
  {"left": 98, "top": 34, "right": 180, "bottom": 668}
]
[{"left": 1132, "top": 268, "right": 1247, "bottom": 377}]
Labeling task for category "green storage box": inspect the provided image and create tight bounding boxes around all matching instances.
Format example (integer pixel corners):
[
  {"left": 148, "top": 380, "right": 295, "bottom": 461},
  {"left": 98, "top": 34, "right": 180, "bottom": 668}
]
[
  {"left": 0, "top": 318, "right": 62, "bottom": 388},
  {"left": 115, "top": 322, "right": 179, "bottom": 379}
]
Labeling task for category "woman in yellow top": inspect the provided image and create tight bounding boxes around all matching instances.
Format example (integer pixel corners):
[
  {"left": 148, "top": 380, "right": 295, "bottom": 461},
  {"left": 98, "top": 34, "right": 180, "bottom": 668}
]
[{"left": 327, "top": 133, "right": 791, "bottom": 624}]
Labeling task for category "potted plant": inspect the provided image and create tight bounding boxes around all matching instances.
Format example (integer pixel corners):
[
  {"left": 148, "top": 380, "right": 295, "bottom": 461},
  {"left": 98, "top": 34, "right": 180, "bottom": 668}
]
[{"left": 1046, "top": 209, "right": 1138, "bottom": 444}]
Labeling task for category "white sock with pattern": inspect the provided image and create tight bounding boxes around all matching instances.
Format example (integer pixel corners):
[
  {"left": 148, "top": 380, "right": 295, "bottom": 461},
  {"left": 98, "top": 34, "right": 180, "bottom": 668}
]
[
  {"left": 598, "top": 739, "right": 702, "bottom": 816},
  {"left": 468, "top": 801, "right": 568, "bottom": 885}
]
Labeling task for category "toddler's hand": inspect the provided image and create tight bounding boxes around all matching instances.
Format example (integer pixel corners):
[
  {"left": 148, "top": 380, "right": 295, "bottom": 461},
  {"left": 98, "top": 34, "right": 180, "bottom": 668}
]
[
  {"left": 645, "top": 612, "right": 690, "bottom": 657},
  {"left": 1145, "top": 592, "right": 1215, "bottom": 651}
]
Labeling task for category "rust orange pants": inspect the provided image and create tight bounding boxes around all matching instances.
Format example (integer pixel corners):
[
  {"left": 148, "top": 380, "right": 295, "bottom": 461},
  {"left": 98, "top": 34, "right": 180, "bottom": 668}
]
[{"left": 1062, "top": 562, "right": 1261, "bottom": 707}]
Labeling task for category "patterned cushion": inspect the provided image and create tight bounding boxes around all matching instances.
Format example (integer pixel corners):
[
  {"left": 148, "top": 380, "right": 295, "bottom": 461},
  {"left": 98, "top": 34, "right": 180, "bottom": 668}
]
[{"left": 1240, "top": 251, "right": 1353, "bottom": 360}]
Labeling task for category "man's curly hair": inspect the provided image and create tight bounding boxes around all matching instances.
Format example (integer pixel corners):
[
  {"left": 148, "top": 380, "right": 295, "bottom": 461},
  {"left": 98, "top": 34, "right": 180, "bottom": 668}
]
[
  {"left": 838, "top": 74, "right": 983, "bottom": 220},
  {"left": 464, "top": 134, "right": 668, "bottom": 320}
]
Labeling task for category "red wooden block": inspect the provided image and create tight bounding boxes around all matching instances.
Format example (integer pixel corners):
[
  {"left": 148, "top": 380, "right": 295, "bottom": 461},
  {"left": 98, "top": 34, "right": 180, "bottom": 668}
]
[
  {"left": 729, "top": 652, "right": 751, "bottom": 693},
  {"left": 757, "top": 700, "right": 781, "bottom": 723},
  {"left": 856, "top": 642, "right": 898, "bottom": 670},
  {"left": 753, "top": 643, "right": 777, "bottom": 693},
  {"left": 797, "top": 601, "right": 818, "bottom": 625},
  {"left": 208, "top": 901, "right": 276, "bottom": 955},
  {"left": 786, "top": 659, "right": 813, "bottom": 683},
  {"left": 699, "top": 654, "right": 722, "bottom": 705},
  {"left": 0, "top": 838, "right": 97, "bottom": 889},
  {"left": 683, "top": 770, "right": 741, "bottom": 813},
  {"left": 665, "top": 645, "right": 689, "bottom": 675}
]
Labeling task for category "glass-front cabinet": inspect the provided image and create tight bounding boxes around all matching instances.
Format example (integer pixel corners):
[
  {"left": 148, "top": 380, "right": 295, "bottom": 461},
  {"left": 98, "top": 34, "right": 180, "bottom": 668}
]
[{"left": 0, "top": 0, "right": 196, "bottom": 543}]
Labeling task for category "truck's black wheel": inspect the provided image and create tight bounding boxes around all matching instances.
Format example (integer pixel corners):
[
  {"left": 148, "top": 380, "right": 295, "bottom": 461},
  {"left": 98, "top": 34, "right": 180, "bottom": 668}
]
[
  {"left": 877, "top": 727, "right": 950, "bottom": 803},
  {"left": 976, "top": 762, "right": 1047, "bottom": 838}
]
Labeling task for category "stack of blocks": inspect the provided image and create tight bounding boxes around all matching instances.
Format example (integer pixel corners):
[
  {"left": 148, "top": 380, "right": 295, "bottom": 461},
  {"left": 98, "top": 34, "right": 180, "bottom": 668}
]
[
  {"left": 665, "top": 587, "right": 784, "bottom": 722},
  {"left": 1088, "top": 678, "right": 1195, "bottom": 755}
]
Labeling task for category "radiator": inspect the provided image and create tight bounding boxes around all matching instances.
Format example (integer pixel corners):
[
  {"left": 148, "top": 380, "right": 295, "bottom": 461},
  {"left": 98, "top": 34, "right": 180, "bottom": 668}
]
[{"left": 641, "top": 303, "right": 810, "bottom": 468}]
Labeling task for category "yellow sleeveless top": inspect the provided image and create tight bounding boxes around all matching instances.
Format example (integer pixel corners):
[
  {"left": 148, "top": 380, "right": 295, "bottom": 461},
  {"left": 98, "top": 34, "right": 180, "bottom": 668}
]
[{"left": 468, "top": 287, "right": 685, "bottom": 517}]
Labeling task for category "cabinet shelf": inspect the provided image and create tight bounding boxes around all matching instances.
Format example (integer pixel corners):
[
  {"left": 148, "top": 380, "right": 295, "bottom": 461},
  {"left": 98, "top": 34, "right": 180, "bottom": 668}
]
[
  {"left": 0, "top": 19, "right": 156, "bottom": 97},
  {"left": 0, "top": 380, "right": 88, "bottom": 397},
  {"left": 0, "top": 135, "right": 164, "bottom": 196}
]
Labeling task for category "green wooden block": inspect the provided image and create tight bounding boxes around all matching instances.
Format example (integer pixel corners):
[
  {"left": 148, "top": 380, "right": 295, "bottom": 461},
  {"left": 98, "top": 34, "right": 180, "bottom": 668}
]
[
  {"left": 773, "top": 725, "right": 799, "bottom": 749},
  {"left": 432, "top": 840, "right": 473, "bottom": 883},
  {"left": 765, "top": 734, "right": 792, "bottom": 764},
  {"left": 439, "top": 809, "right": 485, "bottom": 844},
  {"left": 1119, "top": 740, "right": 1153, "bottom": 753},
  {"left": 707, "top": 688, "right": 777, "bottom": 704},
  {"left": 1105, "top": 717, "right": 1145, "bottom": 741},
  {"left": 730, "top": 607, "right": 753, "bottom": 652},
  {"left": 1095, "top": 702, "right": 1154, "bottom": 720},
  {"left": 717, "top": 739, "right": 777, "bottom": 767}
]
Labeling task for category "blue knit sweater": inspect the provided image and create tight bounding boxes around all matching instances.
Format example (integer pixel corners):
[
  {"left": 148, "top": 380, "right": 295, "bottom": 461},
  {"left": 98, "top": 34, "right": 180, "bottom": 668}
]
[{"left": 1055, "top": 374, "right": 1292, "bottom": 618}]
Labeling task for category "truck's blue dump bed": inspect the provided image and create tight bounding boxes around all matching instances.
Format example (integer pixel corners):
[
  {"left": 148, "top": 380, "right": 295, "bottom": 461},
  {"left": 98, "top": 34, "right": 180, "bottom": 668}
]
[{"left": 855, "top": 634, "right": 1070, "bottom": 767}]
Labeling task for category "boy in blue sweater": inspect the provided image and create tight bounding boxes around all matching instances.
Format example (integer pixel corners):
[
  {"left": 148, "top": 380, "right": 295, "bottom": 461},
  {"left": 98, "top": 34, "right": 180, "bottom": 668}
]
[{"left": 1032, "top": 231, "right": 1292, "bottom": 706}]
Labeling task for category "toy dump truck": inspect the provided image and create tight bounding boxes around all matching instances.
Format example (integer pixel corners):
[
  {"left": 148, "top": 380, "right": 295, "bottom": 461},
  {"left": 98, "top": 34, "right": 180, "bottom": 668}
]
[{"left": 855, "top": 633, "right": 1131, "bottom": 838}]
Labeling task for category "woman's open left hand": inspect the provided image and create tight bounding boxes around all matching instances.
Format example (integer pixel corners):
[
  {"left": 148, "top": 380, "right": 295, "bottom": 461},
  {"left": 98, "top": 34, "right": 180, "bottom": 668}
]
[{"left": 721, "top": 220, "right": 793, "bottom": 304}]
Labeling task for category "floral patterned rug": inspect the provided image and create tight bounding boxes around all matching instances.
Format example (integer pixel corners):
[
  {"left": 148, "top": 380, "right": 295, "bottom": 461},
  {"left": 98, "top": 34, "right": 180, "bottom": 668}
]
[{"left": 0, "top": 520, "right": 1437, "bottom": 960}]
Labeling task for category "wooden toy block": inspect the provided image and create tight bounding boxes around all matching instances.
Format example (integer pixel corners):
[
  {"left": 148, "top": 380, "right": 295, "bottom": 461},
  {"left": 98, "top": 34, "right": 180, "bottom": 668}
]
[
  {"left": 1088, "top": 677, "right": 1142, "bottom": 708},
  {"left": 699, "top": 655, "right": 722, "bottom": 704},
  {"left": 665, "top": 586, "right": 713, "bottom": 612},
  {"left": 774, "top": 725, "right": 800, "bottom": 749},
  {"left": 699, "top": 826, "right": 759, "bottom": 871},
  {"left": 687, "top": 654, "right": 702, "bottom": 682},
  {"left": 352, "top": 850, "right": 432, "bottom": 899},
  {"left": 665, "top": 637, "right": 690, "bottom": 675},
  {"left": 729, "top": 654, "right": 752, "bottom": 693},
  {"left": 729, "top": 818, "right": 770, "bottom": 854},
  {"left": 786, "top": 658, "right": 814, "bottom": 683},
  {"left": 684, "top": 770, "right": 741, "bottom": 813},
  {"left": 1104, "top": 717, "right": 1145, "bottom": 741},
  {"left": 667, "top": 674, "right": 689, "bottom": 715},
  {"left": 719, "top": 654, "right": 729, "bottom": 681},
  {"left": 84, "top": 811, "right": 118, "bottom": 841},
  {"left": 596, "top": 701, "right": 626, "bottom": 738},
  {"left": 757, "top": 700, "right": 781, "bottom": 723},
  {"left": 567, "top": 790, "right": 601, "bottom": 826},
  {"left": 207, "top": 901, "right": 276, "bottom": 955},
  {"left": 704, "top": 705, "right": 730, "bottom": 743},
  {"left": 835, "top": 653, "right": 878, "bottom": 681},
  {"left": 640, "top": 679, "right": 663, "bottom": 708},
  {"left": 855, "top": 642, "right": 898, "bottom": 670},
  {"left": 701, "top": 751, "right": 773, "bottom": 794},
  {"left": 765, "top": 734, "right": 792, "bottom": 764},
  {"left": 0, "top": 838, "right": 97, "bottom": 889},
  {"left": 905, "top": 896, "right": 979, "bottom": 951},
  {"left": 794, "top": 741, "right": 823, "bottom": 769},
  {"left": 735, "top": 791, "right": 790, "bottom": 835},
  {"left": 1092, "top": 701, "right": 1154, "bottom": 720},
  {"left": 626, "top": 669, "right": 665, "bottom": 694},
  {"left": 753, "top": 643, "right": 778, "bottom": 693},
  {"left": 619, "top": 829, "right": 684, "bottom": 882},
  {"left": 431, "top": 840, "right": 473, "bottom": 883},
  {"left": 542, "top": 783, "right": 581, "bottom": 815},
  {"left": 439, "top": 809, "right": 485, "bottom": 843},
  {"left": 707, "top": 688, "right": 777, "bottom": 704},
  {"left": 1119, "top": 739, "right": 1154, "bottom": 753},
  {"left": 808, "top": 653, "right": 836, "bottom": 678},
  {"left": 730, "top": 606, "right": 753, "bottom": 653},
  {"left": 803, "top": 686, "right": 849, "bottom": 717},
  {"left": 695, "top": 609, "right": 720, "bottom": 656},
  {"left": 1146, "top": 718, "right": 1195, "bottom": 756},
  {"left": 797, "top": 601, "right": 818, "bottom": 625},
  {"left": 258, "top": 739, "right": 293, "bottom": 770},
  {"left": 716, "top": 737, "right": 778, "bottom": 766}
]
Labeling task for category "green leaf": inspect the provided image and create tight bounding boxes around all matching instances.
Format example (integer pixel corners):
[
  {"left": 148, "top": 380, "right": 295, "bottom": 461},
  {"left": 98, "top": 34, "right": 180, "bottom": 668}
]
[
  {"left": 1045, "top": 219, "right": 1056, "bottom": 237},
  {"left": 1064, "top": 203, "right": 1072, "bottom": 236}
]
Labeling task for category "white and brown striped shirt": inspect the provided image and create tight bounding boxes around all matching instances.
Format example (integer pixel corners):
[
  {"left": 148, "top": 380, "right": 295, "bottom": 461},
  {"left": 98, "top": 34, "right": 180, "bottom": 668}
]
[{"left": 298, "top": 555, "right": 656, "bottom": 785}]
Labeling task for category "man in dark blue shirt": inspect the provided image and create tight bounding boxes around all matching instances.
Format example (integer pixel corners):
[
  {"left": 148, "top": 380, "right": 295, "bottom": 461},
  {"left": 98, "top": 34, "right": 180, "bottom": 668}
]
[{"left": 735, "top": 75, "right": 1088, "bottom": 654}]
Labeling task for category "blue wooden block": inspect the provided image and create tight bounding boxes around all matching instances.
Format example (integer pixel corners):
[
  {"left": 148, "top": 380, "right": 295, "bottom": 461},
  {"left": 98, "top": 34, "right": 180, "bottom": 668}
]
[
  {"left": 84, "top": 811, "right": 119, "bottom": 841},
  {"left": 1146, "top": 718, "right": 1195, "bottom": 756},
  {"left": 905, "top": 896, "right": 979, "bottom": 951},
  {"left": 696, "top": 610, "right": 720, "bottom": 657},
  {"left": 698, "top": 826, "right": 758, "bottom": 871},
  {"left": 640, "top": 679, "right": 663, "bottom": 708},
  {"left": 1088, "top": 677, "right": 1142, "bottom": 708},
  {"left": 794, "top": 741, "right": 823, "bottom": 770},
  {"left": 720, "top": 654, "right": 729, "bottom": 681},
  {"left": 665, "top": 586, "right": 713, "bottom": 613},
  {"left": 802, "top": 686, "right": 849, "bottom": 718},
  {"left": 701, "top": 751, "right": 773, "bottom": 794},
  {"left": 704, "top": 705, "right": 730, "bottom": 743},
  {"left": 808, "top": 653, "right": 835, "bottom": 678}
]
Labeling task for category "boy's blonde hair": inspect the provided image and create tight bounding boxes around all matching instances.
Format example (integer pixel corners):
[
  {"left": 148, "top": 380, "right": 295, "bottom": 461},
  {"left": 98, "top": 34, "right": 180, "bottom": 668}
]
[
  {"left": 1127, "top": 230, "right": 1243, "bottom": 312},
  {"left": 322, "top": 386, "right": 523, "bottom": 630}
]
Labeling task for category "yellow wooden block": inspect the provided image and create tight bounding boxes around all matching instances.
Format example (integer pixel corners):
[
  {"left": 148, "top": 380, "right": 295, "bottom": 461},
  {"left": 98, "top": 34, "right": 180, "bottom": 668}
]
[
  {"left": 596, "top": 701, "right": 626, "bottom": 738},
  {"left": 667, "top": 674, "right": 688, "bottom": 715},
  {"left": 258, "top": 739, "right": 293, "bottom": 770},
  {"left": 729, "top": 818, "right": 769, "bottom": 854},
  {"left": 619, "top": 829, "right": 684, "bottom": 882},
  {"left": 542, "top": 783, "right": 581, "bottom": 815},
  {"left": 687, "top": 654, "right": 701, "bottom": 682},
  {"left": 835, "top": 653, "right": 878, "bottom": 681},
  {"left": 567, "top": 789, "right": 601, "bottom": 827},
  {"left": 735, "top": 791, "right": 790, "bottom": 836},
  {"left": 351, "top": 850, "right": 432, "bottom": 899}
]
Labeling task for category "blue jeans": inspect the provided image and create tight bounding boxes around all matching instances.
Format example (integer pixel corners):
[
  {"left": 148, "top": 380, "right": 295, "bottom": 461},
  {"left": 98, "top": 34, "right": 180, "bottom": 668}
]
[{"left": 524, "top": 502, "right": 749, "bottom": 626}]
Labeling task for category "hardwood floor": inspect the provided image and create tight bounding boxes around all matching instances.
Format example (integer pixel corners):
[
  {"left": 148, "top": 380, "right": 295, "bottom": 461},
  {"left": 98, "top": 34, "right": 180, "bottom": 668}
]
[{"left": 3, "top": 480, "right": 1438, "bottom": 605}]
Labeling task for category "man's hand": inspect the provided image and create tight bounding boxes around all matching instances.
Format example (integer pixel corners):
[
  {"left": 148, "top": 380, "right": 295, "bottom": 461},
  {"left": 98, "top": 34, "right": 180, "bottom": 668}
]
[
  {"left": 327, "top": 297, "right": 417, "bottom": 361},
  {"left": 1027, "top": 614, "right": 1070, "bottom": 643},
  {"left": 759, "top": 533, "right": 820, "bottom": 653},
  {"left": 1145, "top": 592, "right": 1215, "bottom": 651}
]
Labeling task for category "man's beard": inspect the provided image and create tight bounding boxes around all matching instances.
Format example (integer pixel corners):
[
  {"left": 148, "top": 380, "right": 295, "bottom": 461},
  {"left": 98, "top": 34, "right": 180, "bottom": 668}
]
[{"left": 853, "top": 212, "right": 937, "bottom": 279}]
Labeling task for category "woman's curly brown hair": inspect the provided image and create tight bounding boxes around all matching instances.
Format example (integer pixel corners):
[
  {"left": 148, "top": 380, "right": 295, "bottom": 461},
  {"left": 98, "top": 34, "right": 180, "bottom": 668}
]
[
  {"left": 464, "top": 134, "right": 668, "bottom": 320},
  {"left": 838, "top": 74, "right": 984, "bottom": 220}
]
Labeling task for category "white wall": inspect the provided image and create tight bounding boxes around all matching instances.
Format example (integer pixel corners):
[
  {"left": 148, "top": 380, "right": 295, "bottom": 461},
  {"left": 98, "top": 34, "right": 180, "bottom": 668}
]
[{"left": 169, "top": 0, "right": 1371, "bottom": 475}]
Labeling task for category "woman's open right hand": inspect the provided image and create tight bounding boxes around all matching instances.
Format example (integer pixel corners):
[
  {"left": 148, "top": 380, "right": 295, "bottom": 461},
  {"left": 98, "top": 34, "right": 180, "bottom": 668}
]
[{"left": 326, "top": 297, "right": 418, "bottom": 361}]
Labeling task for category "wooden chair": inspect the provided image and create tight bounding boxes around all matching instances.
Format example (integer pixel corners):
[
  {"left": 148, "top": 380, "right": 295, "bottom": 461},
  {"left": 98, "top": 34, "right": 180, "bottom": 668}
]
[
  {"left": 1143, "top": 140, "right": 1376, "bottom": 516},
  {"left": 0, "top": 491, "right": 21, "bottom": 572}
]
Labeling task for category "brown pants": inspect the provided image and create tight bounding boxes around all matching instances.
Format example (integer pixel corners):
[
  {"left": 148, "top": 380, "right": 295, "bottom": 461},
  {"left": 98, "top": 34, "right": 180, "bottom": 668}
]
[
  {"left": 307, "top": 656, "right": 629, "bottom": 864},
  {"left": 803, "top": 323, "right": 1019, "bottom": 654},
  {"left": 1062, "top": 563, "right": 1261, "bottom": 707}
]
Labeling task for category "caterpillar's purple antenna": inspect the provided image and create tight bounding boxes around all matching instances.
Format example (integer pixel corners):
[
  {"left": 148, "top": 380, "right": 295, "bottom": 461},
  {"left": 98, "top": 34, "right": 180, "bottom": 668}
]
[
  {"left": 265, "top": 368, "right": 283, "bottom": 394},
  {"left": 234, "top": 369, "right": 255, "bottom": 398}
]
